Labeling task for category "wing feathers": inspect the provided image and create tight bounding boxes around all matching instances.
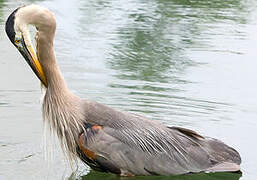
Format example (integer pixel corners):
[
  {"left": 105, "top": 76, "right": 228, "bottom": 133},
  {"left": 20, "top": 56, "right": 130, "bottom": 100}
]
[
  {"left": 168, "top": 126, "right": 204, "bottom": 139},
  {"left": 78, "top": 101, "right": 241, "bottom": 175}
]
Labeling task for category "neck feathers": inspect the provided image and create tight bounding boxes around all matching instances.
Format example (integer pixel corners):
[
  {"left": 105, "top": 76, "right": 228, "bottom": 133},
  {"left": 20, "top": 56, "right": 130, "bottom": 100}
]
[
  {"left": 42, "top": 86, "right": 85, "bottom": 162},
  {"left": 36, "top": 16, "right": 84, "bottom": 163}
]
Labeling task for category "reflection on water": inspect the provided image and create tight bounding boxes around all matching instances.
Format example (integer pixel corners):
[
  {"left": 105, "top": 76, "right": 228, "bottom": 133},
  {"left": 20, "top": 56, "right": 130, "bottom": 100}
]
[
  {"left": 1, "top": 0, "right": 257, "bottom": 179},
  {"left": 78, "top": 171, "right": 241, "bottom": 180}
]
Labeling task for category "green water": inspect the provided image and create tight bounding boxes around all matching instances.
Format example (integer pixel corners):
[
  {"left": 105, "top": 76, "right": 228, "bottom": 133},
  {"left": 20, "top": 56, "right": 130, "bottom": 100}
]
[
  {"left": 0, "top": 0, "right": 257, "bottom": 179},
  {"left": 78, "top": 171, "right": 242, "bottom": 180}
]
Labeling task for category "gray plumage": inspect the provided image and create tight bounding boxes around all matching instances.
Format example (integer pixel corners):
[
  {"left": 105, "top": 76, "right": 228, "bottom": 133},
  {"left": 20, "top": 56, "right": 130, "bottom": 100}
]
[
  {"left": 5, "top": 4, "right": 241, "bottom": 176},
  {"left": 79, "top": 101, "right": 241, "bottom": 175}
]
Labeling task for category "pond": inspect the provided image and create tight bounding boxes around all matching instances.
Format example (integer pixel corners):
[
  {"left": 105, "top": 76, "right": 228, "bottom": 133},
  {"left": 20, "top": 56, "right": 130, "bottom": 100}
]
[{"left": 0, "top": 0, "right": 256, "bottom": 179}]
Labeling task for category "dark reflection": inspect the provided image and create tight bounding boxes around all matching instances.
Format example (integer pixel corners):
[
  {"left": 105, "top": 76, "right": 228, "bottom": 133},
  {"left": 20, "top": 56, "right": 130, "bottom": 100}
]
[
  {"left": 108, "top": 4, "right": 197, "bottom": 84},
  {"left": 109, "top": 0, "right": 249, "bottom": 85},
  {"left": 157, "top": 0, "right": 249, "bottom": 24},
  {"left": 105, "top": 0, "right": 252, "bottom": 116},
  {"left": 78, "top": 170, "right": 241, "bottom": 180}
]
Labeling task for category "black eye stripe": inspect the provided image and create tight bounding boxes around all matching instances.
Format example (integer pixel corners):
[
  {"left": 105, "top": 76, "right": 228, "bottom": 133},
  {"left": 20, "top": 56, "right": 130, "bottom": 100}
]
[
  {"left": 21, "top": 36, "right": 25, "bottom": 45},
  {"left": 5, "top": 7, "right": 21, "bottom": 45}
]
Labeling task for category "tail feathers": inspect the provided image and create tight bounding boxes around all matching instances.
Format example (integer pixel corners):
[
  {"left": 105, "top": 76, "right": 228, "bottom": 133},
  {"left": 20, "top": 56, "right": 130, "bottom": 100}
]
[{"left": 206, "top": 138, "right": 241, "bottom": 165}]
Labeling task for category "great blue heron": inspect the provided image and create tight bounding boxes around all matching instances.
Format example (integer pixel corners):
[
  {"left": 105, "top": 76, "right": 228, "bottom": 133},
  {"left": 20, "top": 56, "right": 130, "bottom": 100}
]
[{"left": 5, "top": 5, "right": 241, "bottom": 176}]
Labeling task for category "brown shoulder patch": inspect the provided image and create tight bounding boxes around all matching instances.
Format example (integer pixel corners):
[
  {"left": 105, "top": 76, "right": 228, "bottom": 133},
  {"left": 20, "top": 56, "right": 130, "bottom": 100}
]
[
  {"left": 91, "top": 125, "right": 102, "bottom": 132},
  {"left": 78, "top": 134, "right": 97, "bottom": 160}
]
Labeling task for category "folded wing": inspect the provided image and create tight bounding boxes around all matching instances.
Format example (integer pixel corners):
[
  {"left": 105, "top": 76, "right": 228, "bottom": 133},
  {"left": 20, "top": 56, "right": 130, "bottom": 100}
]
[{"left": 77, "top": 101, "right": 241, "bottom": 175}]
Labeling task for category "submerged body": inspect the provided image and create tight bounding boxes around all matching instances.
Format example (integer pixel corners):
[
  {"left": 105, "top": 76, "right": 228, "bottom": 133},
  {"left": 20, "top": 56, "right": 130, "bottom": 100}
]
[{"left": 5, "top": 5, "right": 241, "bottom": 176}]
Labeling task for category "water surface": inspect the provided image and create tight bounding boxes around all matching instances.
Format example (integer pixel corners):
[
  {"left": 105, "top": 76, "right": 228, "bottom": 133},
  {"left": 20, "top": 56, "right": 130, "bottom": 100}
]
[{"left": 0, "top": 0, "right": 257, "bottom": 179}]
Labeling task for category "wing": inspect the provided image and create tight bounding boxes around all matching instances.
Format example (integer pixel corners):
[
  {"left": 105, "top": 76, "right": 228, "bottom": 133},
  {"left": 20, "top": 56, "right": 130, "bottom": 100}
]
[{"left": 77, "top": 101, "right": 241, "bottom": 175}]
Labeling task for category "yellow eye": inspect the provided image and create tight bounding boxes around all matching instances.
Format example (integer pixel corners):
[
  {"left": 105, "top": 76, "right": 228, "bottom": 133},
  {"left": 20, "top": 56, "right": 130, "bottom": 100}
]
[{"left": 15, "top": 39, "right": 21, "bottom": 44}]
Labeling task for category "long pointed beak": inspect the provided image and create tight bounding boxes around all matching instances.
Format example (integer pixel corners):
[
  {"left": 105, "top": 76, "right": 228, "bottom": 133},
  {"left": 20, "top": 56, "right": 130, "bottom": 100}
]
[{"left": 19, "top": 37, "right": 48, "bottom": 87}]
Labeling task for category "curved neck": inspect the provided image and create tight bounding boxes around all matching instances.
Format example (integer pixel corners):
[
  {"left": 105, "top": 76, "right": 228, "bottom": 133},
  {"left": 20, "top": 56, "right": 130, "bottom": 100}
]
[{"left": 37, "top": 30, "right": 68, "bottom": 94}]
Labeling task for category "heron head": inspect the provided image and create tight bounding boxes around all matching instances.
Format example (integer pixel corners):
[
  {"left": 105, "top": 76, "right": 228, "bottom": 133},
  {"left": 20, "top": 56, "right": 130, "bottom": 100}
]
[{"left": 5, "top": 5, "right": 48, "bottom": 87}]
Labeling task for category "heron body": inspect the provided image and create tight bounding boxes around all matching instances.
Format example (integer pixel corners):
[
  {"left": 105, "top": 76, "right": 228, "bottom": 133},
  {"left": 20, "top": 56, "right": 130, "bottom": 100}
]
[{"left": 5, "top": 5, "right": 241, "bottom": 176}]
